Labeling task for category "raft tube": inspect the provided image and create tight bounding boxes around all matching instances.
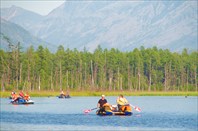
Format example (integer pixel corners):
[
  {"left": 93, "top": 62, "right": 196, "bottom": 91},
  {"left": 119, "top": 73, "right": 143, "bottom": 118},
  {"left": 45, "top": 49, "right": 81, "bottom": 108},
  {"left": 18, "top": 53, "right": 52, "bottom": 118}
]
[
  {"left": 96, "top": 104, "right": 132, "bottom": 116},
  {"left": 96, "top": 110, "right": 132, "bottom": 116},
  {"left": 11, "top": 98, "right": 34, "bottom": 105},
  {"left": 58, "top": 95, "right": 71, "bottom": 98}
]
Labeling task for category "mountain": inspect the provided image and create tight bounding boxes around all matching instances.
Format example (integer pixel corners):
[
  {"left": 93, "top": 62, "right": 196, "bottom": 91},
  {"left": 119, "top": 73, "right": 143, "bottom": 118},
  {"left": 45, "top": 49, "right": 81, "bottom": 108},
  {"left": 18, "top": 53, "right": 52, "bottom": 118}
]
[
  {"left": 0, "top": 18, "right": 51, "bottom": 51},
  {"left": 1, "top": 1, "right": 197, "bottom": 52},
  {"left": 0, "top": 5, "right": 43, "bottom": 31}
]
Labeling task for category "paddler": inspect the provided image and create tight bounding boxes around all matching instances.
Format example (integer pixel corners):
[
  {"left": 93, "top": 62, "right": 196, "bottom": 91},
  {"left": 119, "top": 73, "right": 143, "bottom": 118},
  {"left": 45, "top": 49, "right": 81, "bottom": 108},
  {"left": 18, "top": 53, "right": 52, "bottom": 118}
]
[
  {"left": 116, "top": 94, "right": 129, "bottom": 111},
  {"left": 97, "top": 95, "right": 110, "bottom": 114}
]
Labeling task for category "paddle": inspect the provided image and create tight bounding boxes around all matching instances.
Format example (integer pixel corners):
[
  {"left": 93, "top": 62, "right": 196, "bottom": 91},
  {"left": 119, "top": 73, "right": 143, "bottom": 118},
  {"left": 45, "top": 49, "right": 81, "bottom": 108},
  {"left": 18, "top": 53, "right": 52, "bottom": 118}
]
[
  {"left": 84, "top": 107, "right": 98, "bottom": 113},
  {"left": 130, "top": 104, "right": 141, "bottom": 112}
]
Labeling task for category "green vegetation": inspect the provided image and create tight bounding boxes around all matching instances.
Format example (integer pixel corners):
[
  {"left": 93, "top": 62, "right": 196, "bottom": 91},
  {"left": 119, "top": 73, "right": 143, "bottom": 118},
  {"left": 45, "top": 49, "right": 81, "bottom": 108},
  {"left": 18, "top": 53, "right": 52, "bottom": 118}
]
[
  {"left": 1, "top": 91, "right": 197, "bottom": 98},
  {"left": 0, "top": 44, "right": 197, "bottom": 93}
]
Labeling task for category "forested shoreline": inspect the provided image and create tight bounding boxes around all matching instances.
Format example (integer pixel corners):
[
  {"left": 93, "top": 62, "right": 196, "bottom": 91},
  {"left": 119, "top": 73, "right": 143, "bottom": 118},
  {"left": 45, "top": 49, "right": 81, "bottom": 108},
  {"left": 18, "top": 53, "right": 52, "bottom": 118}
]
[{"left": 0, "top": 45, "right": 197, "bottom": 92}]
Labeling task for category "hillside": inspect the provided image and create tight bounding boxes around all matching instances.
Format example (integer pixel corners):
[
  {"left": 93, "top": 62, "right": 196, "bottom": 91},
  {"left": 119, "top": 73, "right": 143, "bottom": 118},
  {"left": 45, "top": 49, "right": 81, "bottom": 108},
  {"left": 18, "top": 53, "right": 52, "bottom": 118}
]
[
  {"left": 0, "top": 18, "right": 50, "bottom": 50},
  {"left": 1, "top": 1, "right": 197, "bottom": 52}
]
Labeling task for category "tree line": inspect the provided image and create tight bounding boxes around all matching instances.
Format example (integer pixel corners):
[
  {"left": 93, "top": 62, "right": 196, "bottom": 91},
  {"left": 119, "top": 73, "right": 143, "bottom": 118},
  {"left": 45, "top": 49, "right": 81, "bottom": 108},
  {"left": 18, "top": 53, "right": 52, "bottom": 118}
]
[{"left": 0, "top": 45, "right": 197, "bottom": 92}]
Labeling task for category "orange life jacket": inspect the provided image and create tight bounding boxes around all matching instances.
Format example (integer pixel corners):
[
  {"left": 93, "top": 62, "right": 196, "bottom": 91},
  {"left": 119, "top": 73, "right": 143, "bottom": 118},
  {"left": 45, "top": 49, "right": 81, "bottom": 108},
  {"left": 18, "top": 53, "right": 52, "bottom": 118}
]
[
  {"left": 24, "top": 94, "right": 30, "bottom": 100},
  {"left": 102, "top": 103, "right": 112, "bottom": 112},
  {"left": 120, "top": 105, "right": 132, "bottom": 112},
  {"left": 13, "top": 94, "right": 19, "bottom": 100}
]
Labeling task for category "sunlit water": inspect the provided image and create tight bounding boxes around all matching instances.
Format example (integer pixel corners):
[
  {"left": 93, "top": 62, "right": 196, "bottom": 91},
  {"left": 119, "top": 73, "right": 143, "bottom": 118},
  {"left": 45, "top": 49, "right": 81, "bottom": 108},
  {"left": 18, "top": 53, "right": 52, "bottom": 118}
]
[{"left": 0, "top": 96, "right": 197, "bottom": 130}]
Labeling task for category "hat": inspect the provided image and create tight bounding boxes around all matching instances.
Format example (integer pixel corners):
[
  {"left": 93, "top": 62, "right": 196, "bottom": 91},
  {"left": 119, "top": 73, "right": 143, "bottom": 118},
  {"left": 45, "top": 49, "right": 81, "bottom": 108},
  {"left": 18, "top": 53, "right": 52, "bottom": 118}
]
[{"left": 101, "top": 94, "right": 105, "bottom": 97}]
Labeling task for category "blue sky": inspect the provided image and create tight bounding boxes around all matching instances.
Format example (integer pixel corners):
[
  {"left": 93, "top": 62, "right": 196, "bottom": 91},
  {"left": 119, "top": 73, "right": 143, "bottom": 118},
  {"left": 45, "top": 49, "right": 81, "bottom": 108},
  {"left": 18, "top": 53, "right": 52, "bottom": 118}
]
[{"left": 1, "top": 1, "right": 65, "bottom": 15}]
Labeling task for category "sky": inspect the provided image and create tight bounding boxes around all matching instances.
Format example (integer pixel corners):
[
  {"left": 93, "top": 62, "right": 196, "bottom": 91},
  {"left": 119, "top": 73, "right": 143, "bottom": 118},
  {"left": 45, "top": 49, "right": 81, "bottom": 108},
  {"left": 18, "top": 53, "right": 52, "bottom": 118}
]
[{"left": 1, "top": 0, "right": 65, "bottom": 15}]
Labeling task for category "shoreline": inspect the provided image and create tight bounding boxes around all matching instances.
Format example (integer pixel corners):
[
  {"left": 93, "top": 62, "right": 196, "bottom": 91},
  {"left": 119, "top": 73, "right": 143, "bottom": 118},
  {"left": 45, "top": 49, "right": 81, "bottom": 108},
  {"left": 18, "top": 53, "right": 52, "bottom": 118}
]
[{"left": 1, "top": 91, "right": 198, "bottom": 98}]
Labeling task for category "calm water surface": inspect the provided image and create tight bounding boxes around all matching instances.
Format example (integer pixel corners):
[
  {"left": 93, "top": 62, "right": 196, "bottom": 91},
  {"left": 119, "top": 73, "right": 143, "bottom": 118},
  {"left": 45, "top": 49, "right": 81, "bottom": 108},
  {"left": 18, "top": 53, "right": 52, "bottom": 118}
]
[{"left": 0, "top": 96, "right": 197, "bottom": 130}]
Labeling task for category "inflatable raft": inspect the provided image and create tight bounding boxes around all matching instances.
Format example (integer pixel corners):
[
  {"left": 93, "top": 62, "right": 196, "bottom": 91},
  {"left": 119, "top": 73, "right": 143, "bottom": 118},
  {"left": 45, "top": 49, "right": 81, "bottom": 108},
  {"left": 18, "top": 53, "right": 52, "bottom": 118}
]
[
  {"left": 58, "top": 95, "right": 71, "bottom": 98},
  {"left": 11, "top": 98, "right": 34, "bottom": 105},
  {"left": 96, "top": 104, "right": 132, "bottom": 116}
]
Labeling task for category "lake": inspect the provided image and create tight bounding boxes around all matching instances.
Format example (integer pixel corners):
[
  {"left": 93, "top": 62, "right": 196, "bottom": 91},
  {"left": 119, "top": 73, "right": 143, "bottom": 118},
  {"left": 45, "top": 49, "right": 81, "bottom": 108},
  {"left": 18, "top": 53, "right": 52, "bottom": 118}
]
[{"left": 0, "top": 96, "right": 197, "bottom": 130}]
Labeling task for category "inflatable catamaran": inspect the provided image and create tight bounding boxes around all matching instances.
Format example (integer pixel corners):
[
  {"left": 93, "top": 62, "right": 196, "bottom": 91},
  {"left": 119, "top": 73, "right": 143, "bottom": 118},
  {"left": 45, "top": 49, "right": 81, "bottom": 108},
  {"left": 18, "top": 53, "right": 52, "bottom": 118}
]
[
  {"left": 11, "top": 98, "right": 34, "bottom": 104},
  {"left": 96, "top": 104, "right": 132, "bottom": 116}
]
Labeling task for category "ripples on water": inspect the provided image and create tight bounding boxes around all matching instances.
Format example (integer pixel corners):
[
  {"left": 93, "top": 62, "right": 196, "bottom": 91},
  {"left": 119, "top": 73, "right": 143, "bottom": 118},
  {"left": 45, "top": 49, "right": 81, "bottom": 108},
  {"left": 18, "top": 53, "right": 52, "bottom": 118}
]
[{"left": 0, "top": 96, "right": 197, "bottom": 130}]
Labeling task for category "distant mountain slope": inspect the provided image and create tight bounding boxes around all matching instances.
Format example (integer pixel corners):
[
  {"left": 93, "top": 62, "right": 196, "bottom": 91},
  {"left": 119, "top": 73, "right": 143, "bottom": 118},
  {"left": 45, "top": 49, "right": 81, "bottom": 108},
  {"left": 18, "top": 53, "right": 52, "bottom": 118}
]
[
  {"left": 0, "top": 18, "right": 50, "bottom": 50},
  {"left": 0, "top": 5, "right": 43, "bottom": 31},
  {"left": 1, "top": 1, "right": 197, "bottom": 52}
]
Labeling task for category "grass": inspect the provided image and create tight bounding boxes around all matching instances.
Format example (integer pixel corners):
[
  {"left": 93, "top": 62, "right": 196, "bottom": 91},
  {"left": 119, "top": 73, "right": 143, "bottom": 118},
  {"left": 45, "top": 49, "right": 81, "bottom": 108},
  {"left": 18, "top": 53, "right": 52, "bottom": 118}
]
[{"left": 1, "top": 90, "right": 198, "bottom": 98}]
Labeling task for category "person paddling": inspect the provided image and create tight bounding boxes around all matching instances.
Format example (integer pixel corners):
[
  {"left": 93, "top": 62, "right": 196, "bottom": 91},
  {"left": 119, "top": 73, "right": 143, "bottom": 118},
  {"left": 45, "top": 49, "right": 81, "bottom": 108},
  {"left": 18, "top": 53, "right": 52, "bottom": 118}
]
[
  {"left": 19, "top": 91, "right": 25, "bottom": 98},
  {"left": 60, "top": 90, "right": 65, "bottom": 97},
  {"left": 116, "top": 94, "right": 129, "bottom": 111},
  {"left": 97, "top": 95, "right": 108, "bottom": 114},
  {"left": 12, "top": 93, "right": 20, "bottom": 102},
  {"left": 24, "top": 92, "right": 30, "bottom": 101},
  {"left": 66, "top": 90, "right": 70, "bottom": 98},
  {"left": 11, "top": 91, "right": 15, "bottom": 99}
]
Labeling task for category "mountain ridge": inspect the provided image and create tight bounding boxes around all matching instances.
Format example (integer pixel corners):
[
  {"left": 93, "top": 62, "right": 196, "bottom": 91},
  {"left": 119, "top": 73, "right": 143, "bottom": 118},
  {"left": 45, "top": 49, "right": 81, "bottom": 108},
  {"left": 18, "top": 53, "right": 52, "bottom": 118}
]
[
  {"left": 0, "top": 18, "right": 52, "bottom": 51},
  {"left": 1, "top": 1, "right": 197, "bottom": 52}
]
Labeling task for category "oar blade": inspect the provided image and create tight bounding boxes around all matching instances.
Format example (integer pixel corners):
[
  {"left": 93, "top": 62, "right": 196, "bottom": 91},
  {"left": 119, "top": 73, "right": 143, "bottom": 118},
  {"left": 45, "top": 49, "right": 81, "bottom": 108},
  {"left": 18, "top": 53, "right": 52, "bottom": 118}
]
[
  {"left": 134, "top": 106, "right": 141, "bottom": 112},
  {"left": 84, "top": 109, "right": 91, "bottom": 113},
  {"left": 130, "top": 104, "right": 141, "bottom": 112}
]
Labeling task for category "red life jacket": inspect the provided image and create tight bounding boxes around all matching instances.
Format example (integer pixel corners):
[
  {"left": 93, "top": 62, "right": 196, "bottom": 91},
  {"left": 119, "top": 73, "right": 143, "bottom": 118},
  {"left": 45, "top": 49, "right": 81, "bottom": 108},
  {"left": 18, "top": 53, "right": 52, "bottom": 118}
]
[{"left": 19, "top": 92, "right": 25, "bottom": 98}]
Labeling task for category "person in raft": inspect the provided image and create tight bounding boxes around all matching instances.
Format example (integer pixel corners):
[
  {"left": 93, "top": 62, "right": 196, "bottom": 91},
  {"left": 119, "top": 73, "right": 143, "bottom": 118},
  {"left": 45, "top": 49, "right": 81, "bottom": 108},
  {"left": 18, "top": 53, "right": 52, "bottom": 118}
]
[
  {"left": 19, "top": 91, "right": 25, "bottom": 98},
  {"left": 12, "top": 92, "right": 20, "bottom": 102},
  {"left": 11, "top": 91, "right": 16, "bottom": 99},
  {"left": 97, "top": 95, "right": 109, "bottom": 113},
  {"left": 66, "top": 90, "right": 70, "bottom": 97},
  {"left": 60, "top": 90, "right": 65, "bottom": 97},
  {"left": 116, "top": 94, "right": 129, "bottom": 111},
  {"left": 24, "top": 92, "right": 30, "bottom": 101}
]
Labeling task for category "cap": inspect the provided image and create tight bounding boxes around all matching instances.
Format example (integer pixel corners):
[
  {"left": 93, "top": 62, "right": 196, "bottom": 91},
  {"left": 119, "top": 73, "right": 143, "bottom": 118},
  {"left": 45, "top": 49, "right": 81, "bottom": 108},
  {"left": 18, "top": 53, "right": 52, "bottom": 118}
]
[{"left": 102, "top": 95, "right": 105, "bottom": 97}]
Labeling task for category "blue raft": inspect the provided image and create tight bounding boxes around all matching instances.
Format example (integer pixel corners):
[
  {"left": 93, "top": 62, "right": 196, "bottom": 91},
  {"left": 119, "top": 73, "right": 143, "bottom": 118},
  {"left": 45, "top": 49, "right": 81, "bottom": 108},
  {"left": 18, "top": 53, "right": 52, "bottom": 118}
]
[
  {"left": 57, "top": 95, "right": 71, "bottom": 98},
  {"left": 11, "top": 98, "right": 34, "bottom": 105}
]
